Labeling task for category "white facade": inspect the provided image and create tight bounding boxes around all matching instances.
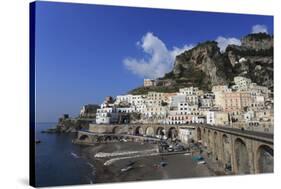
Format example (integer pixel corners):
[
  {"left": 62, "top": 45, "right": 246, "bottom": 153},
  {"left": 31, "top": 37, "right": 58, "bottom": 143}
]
[
  {"left": 178, "top": 102, "right": 190, "bottom": 115},
  {"left": 170, "top": 94, "right": 186, "bottom": 108},
  {"left": 186, "top": 95, "right": 198, "bottom": 105},
  {"left": 178, "top": 127, "right": 195, "bottom": 144},
  {"left": 234, "top": 76, "right": 252, "bottom": 91},
  {"left": 207, "top": 111, "right": 215, "bottom": 125},
  {"left": 212, "top": 85, "right": 231, "bottom": 109},
  {"left": 116, "top": 107, "right": 136, "bottom": 113},
  {"left": 144, "top": 79, "right": 156, "bottom": 87},
  {"left": 96, "top": 107, "right": 118, "bottom": 124},
  {"left": 146, "top": 92, "right": 164, "bottom": 106},
  {"left": 191, "top": 115, "right": 205, "bottom": 124},
  {"left": 200, "top": 97, "right": 214, "bottom": 108},
  {"left": 244, "top": 110, "right": 255, "bottom": 122},
  {"left": 144, "top": 105, "right": 168, "bottom": 118},
  {"left": 115, "top": 94, "right": 133, "bottom": 104},
  {"left": 179, "top": 87, "right": 199, "bottom": 95}
]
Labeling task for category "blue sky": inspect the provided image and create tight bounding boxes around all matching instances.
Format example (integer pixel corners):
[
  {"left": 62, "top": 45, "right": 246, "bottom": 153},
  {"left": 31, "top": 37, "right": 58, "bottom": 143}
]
[{"left": 34, "top": 1, "right": 273, "bottom": 122}]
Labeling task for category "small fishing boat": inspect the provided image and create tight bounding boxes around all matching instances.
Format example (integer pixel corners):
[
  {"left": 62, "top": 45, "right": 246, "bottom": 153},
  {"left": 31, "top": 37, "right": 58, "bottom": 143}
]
[{"left": 121, "top": 166, "right": 133, "bottom": 172}]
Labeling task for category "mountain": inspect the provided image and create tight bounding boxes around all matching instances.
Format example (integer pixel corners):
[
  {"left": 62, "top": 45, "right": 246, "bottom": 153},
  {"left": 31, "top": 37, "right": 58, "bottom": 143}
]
[
  {"left": 129, "top": 33, "right": 273, "bottom": 94},
  {"left": 225, "top": 33, "right": 273, "bottom": 88}
]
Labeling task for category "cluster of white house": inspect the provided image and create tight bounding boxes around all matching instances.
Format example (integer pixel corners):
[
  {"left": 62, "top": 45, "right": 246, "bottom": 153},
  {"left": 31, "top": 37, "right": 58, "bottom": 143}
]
[{"left": 94, "top": 76, "right": 273, "bottom": 133}]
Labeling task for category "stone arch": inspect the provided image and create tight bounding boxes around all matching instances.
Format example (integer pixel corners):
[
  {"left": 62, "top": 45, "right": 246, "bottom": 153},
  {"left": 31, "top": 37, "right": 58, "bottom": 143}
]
[
  {"left": 168, "top": 127, "right": 178, "bottom": 139},
  {"left": 256, "top": 145, "right": 273, "bottom": 173},
  {"left": 197, "top": 127, "right": 202, "bottom": 141},
  {"left": 201, "top": 128, "right": 207, "bottom": 146},
  {"left": 79, "top": 135, "right": 91, "bottom": 143},
  {"left": 207, "top": 130, "right": 213, "bottom": 151},
  {"left": 135, "top": 126, "right": 144, "bottom": 136},
  {"left": 213, "top": 132, "right": 219, "bottom": 160},
  {"left": 128, "top": 127, "right": 133, "bottom": 135},
  {"left": 145, "top": 127, "right": 154, "bottom": 136},
  {"left": 112, "top": 126, "right": 119, "bottom": 134},
  {"left": 222, "top": 134, "right": 232, "bottom": 170},
  {"left": 97, "top": 136, "right": 105, "bottom": 142},
  {"left": 156, "top": 127, "right": 165, "bottom": 136},
  {"left": 104, "top": 135, "right": 112, "bottom": 142},
  {"left": 234, "top": 138, "right": 250, "bottom": 174}
]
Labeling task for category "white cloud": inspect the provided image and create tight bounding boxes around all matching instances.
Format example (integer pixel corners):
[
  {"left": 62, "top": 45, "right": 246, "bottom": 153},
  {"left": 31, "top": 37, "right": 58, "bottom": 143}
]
[
  {"left": 123, "top": 32, "right": 193, "bottom": 79},
  {"left": 216, "top": 36, "right": 241, "bottom": 52},
  {"left": 251, "top": 24, "right": 268, "bottom": 34}
]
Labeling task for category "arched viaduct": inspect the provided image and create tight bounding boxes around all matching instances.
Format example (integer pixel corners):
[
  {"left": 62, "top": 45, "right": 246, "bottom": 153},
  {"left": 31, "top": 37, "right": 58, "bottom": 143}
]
[
  {"left": 78, "top": 123, "right": 273, "bottom": 175},
  {"left": 86, "top": 124, "right": 182, "bottom": 140},
  {"left": 194, "top": 125, "right": 273, "bottom": 175}
]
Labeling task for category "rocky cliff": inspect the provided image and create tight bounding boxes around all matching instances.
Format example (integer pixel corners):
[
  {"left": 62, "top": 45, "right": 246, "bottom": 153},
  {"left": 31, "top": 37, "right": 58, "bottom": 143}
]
[
  {"left": 225, "top": 33, "right": 273, "bottom": 88},
  {"left": 166, "top": 41, "right": 233, "bottom": 91},
  {"left": 130, "top": 33, "right": 273, "bottom": 94}
]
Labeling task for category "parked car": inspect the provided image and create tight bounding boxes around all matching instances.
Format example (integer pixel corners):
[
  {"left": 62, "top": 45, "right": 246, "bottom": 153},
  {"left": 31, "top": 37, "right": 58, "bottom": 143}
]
[
  {"left": 167, "top": 147, "right": 174, "bottom": 152},
  {"left": 160, "top": 161, "right": 168, "bottom": 167},
  {"left": 174, "top": 145, "right": 185, "bottom": 151},
  {"left": 197, "top": 160, "right": 206, "bottom": 165}
]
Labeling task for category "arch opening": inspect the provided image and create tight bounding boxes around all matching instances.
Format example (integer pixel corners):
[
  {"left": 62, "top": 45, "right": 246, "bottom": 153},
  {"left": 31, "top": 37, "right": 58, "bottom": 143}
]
[
  {"left": 156, "top": 127, "right": 165, "bottom": 136},
  {"left": 135, "top": 126, "right": 144, "bottom": 136},
  {"left": 145, "top": 127, "right": 154, "bottom": 136},
  {"left": 79, "top": 135, "right": 91, "bottom": 143},
  {"left": 257, "top": 145, "right": 273, "bottom": 173},
  {"left": 234, "top": 138, "right": 250, "bottom": 174},
  {"left": 167, "top": 127, "right": 178, "bottom": 140},
  {"left": 207, "top": 130, "right": 213, "bottom": 151},
  {"left": 197, "top": 127, "right": 202, "bottom": 141},
  {"left": 222, "top": 134, "right": 232, "bottom": 171},
  {"left": 112, "top": 127, "right": 119, "bottom": 134}
]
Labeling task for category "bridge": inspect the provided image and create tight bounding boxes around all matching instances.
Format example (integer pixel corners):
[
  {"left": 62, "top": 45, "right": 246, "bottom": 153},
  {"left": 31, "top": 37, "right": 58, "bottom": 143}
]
[
  {"left": 76, "top": 123, "right": 273, "bottom": 175},
  {"left": 75, "top": 129, "right": 161, "bottom": 144}
]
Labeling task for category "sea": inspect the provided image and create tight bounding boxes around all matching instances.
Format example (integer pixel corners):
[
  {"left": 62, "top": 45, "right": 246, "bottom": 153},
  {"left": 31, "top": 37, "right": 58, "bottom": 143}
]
[{"left": 35, "top": 123, "right": 95, "bottom": 187}]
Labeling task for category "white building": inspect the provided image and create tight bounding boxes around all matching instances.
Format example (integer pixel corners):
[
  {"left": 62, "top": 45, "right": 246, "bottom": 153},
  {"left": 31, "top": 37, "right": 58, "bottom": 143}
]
[
  {"left": 144, "top": 105, "right": 168, "bottom": 118},
  {"left": 200, "top": 97, "right": 214, "bottom": 108},
  {"left": 146, "top": 92, "right": 165, "bottom": 106},
  {"left": 243, "top": 110, "right": 255, "bottom": 122},
  {"left": 96, "top": 107, "right": 119, "bottom": 124},
  {"left": 144, "top": 79, "right": 157, "bottom": 87},
  {"left": 115, "top": 94, "right": 133, "bottom": 104},
  {"left": 212, "top": 85, "right": 231, "bottom": 109},
  {"left": 191, "top": 115, "right": 205, "bottom": 124},
  {"left": 178, "top": 102, "right": 190, "bottom": 115},
  {"left": 178, "top": 127, "right": 196, "bottom": 144},
  {"left": 207, "top": 111, "right": 215, "bottom": 125},
  {"left": 170, "top": 94, "right": 186, "bottom": 108},
  {"left": 116, "top": 107, "right": 136, "bottom": 113},
  {"left": 179, "top": 87, "right": 199, "bottom": 95},
  {"left": 186, "top": 95, "right": 199, "bottom": 105},
  {"left": 207, "top": 111, "right": 229, "bottom": 126},
  {"left": 249, "top": 83, "right": 270, "bottom": 99},
  {"left": 234, "top": 76, "right": 252, "bottom": 91}
]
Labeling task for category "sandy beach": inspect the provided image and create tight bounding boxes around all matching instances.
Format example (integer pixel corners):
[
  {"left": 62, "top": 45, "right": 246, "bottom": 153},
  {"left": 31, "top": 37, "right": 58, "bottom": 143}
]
[{"left": 81, "top": 141, "right": 217, "bottom": 184}]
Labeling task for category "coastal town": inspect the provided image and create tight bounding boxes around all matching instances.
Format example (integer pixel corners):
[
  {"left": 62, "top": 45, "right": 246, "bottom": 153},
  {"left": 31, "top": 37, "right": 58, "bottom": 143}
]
[
  {"left": 30, "top": 2, "right": 275, "bottom": 186},
  {"left": 49, "top": 33, "right": 274, "bottom": 182},
  {"left": 88, "top": 75, "right": 273, "bottom": 134},
  {"left": 70, "top": 75, "right": 273, "bottom": 179}
]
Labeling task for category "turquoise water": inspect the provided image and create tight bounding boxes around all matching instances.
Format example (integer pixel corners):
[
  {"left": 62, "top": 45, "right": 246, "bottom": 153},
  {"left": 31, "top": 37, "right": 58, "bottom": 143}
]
[{"left": 35, "top": 123, "right": 95, "bottom": 187}]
